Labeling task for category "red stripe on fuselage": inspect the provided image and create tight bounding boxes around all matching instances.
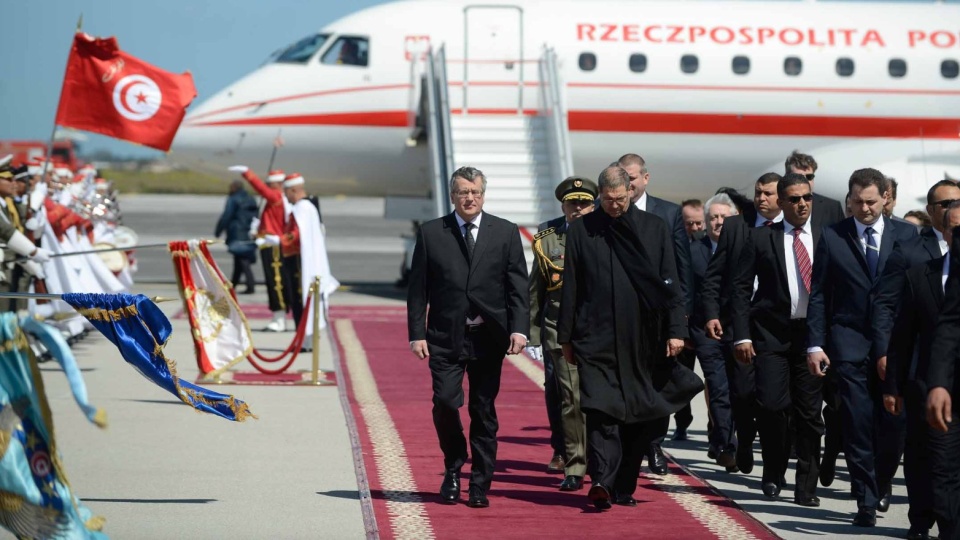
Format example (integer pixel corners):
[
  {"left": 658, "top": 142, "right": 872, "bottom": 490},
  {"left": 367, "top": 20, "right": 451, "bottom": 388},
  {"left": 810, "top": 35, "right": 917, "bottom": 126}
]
[{"left": 187, "top": 109, "right": 960, "bottom": 139}]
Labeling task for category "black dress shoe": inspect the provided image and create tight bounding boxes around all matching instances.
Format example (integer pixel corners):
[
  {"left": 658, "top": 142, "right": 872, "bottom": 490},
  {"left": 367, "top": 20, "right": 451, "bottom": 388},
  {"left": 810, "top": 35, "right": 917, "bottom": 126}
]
[
  {"left": 240, "top": 288, "right": 255, "bottom": 295},
  {"left": 736, "top": 444, "right": 754, "bottom": 475},
  {"left": 761, "top": 481, "right": 781, "bottom": 499},
  {"left": 672, "top": 427, "right": 688, "bottom": 441},
  {"left": 547, "top": 454, "right": 565, "bottom": 473},
  {"left": 467, "top": 487, "right": 489, "bottom": 508},
  {"left": 716, "top": 450, "right": 736, "bottom": 469},
  {"left": 559, "top": 475, "right": 583, "bottom": 491},
  {"left": 440, "top": 470, "right": 461, "bottom": 503},
  {"left": 614, "top": 493, "right": 638, "bottom": 507},
  {"left": 725, "top": 465, "right": 740, "bottom": 473},
  {"left": 906, "top": 526, "right": 931, "bottom": 539},
  {"left": 877, "top": 485, "right": 891, "bottom": 513},
  {"left": 648, "top": 444, "right": 669, "bottom": 475},
  {"left": 588, "top": 484, "right": 612, "bottom": 510},
  {"left": 794, "top": 494, "right": 820, "bottom": 507},
  {"left": 707, "top": 447, "right": 718, "bottom": 460},
  {"left": 819, "top": 454, "right": 837, "bottom": 487},
  {"left": 853, "top": 507, "right": 877, "bottom": 527}
]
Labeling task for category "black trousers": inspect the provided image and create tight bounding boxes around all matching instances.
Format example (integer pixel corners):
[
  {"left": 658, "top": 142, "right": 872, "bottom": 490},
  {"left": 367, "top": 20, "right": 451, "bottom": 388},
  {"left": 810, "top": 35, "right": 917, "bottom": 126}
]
[
  {"left": 834, "top": 358, "right": 903, "bottom": 510},
  {"left": 729, "top": 352, "right": 759, "bottom": 457},
  {"left": 674, "top": 348, "right": 696, "bottom": 431},
  {"left": 231, "top": 255, "right": 256, "bottom": 292},
  {"left": 543, "top": 348, "right": 565, "bottom": 458},
  {"left": 429, "top": 325, "right": 504, "bottom": 491},
  {"left": 586, "top": 410, "right": 661, "bottom": 496},
  {"left": 753, "top": 323, "right": 823, "bottom": 497},
  {"left": 692, "top": 327, "right": 736, "bottom": 454},
  {"left": 903, "top": 382, "right": 936, "bottom": 532},
  {"left": 281, "top": 254, "right": 303, "bottom": 327},
  {"left": 931, "top": 415, "right": 960, "bottom": 540},
  {"left": 822, "top": 369, "right": 843, "bottom": 465},
  {"left": 261, "top": 246, "right": 286, "bottom": 312}
]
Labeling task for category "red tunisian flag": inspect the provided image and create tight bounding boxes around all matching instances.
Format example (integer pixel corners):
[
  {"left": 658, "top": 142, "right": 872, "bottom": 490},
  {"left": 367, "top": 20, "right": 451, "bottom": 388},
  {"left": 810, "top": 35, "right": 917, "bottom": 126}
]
[{"left": 55, "top": 32, "right": 197, "bottom": 152}]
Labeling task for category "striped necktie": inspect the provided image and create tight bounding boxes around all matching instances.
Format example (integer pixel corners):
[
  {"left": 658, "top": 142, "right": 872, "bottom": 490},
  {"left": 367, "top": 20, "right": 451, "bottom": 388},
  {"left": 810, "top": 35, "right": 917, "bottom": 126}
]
[{"left": 793, "top": 228, "right": 811, "bottom": 293}]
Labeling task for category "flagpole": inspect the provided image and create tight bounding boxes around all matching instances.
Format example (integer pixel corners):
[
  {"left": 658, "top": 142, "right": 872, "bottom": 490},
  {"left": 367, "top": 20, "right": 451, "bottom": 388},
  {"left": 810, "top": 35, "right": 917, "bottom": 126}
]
[
  {"left": 40, "top": 16, "right": 83, "bottom": 179},
  {"left": 11, "top": 239, "right": 223, "bottom": 263}
]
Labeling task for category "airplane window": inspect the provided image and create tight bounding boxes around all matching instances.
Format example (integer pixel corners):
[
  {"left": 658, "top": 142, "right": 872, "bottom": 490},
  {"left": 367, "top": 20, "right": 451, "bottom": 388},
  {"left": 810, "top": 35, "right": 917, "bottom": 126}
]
[
  {"left": 275, "top": 34, "right": 330, "bottom": 64},
  {"left": 942, "top": 60, "right": 959, "bottom": 79},
  {"left": 629, "top": 54, "right": 647, "bottom": 73},
  {"left": 732, "top": 56, "right": 750, "bottom": 75},
  {"left": 681, "top": 55, "right": 698, "bottom": 74},
  {"left": 888, "top": 59, "right": 907, "bottom": 78},
  {"left": 836, "top": 58, "right": 855, "bottom": 77},
  {"left": 322, "top": 36, "right": 369, "bottom": 67},
  {"left": 579, "top": 53, "right": 597, "bottom": 71},
  {"left": 784, "top": 57, "right": 802, "bottom": 76}
]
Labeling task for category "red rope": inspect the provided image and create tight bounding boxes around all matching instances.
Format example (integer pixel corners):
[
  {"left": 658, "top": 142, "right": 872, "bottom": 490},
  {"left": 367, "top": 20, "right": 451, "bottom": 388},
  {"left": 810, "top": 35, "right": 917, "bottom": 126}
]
[{"left": 245, "top": 292, "right": 313, "bottom": 375}]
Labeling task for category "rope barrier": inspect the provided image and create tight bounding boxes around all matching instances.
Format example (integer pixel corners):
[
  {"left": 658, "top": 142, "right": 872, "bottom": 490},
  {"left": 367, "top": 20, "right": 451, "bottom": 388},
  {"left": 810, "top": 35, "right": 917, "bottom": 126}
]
[{"left": 245, "top": 288, "right": 313, "bottom": 375}]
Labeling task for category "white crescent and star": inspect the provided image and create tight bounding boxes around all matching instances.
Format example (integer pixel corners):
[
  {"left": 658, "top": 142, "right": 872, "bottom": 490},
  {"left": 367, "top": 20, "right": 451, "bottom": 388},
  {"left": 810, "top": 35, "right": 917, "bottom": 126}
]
[{"left": 112, "top": 74, "right": 163, "bottom": 121}]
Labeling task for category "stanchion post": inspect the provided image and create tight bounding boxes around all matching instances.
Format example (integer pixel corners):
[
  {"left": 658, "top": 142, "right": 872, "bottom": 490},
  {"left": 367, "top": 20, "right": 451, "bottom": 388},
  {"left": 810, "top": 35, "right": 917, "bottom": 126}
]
[{"left": 310, "top": 276, "right": 321, "bottom": 385}]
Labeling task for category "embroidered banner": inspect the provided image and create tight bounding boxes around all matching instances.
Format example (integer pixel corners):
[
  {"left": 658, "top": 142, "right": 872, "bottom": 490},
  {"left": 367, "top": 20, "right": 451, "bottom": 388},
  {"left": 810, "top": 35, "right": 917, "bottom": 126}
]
[{"left": 169, "top": 240, "right": 253, "bottom": 377}]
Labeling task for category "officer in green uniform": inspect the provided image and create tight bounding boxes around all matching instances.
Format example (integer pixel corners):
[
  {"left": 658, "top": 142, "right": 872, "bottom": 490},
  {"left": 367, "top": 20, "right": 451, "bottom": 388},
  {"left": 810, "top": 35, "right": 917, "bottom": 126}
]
[{"left": 528, "top": 176, "right": 597, "bottom": 491}]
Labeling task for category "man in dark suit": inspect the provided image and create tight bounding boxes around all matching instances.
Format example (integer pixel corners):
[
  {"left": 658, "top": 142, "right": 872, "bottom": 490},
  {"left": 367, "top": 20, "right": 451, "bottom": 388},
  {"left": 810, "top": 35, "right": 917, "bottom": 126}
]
[
  {"left": 883, "top": 204, "right": 960, "bottom": 540},
  {"left": 617, "top": 153, "right": 693, "bottom": 475},
  {"left": 785, "top": 151, "right": 846, "bottom": 231},
  {"left": 557, "top": 165, "right": 692, "bottom": 509},
  {"left": 407, "top": 166, "right": 529, "bottom": 508},
  {"left": 700, "top": 172, "right": 782, "bottom": 474},
  {"left": 807, "top": 168, "right": 918, "bottom": 527},
  {"left": 928, "top": 223, "right": 960, "bottom": 540},
  {"left": 733, "top": 174, "right": 824, "bottom": 506},
  {"left": 871, "top": 179, "right": 960, "bottom": 515},
  {"left": 690, "top": 193, "right": 740, "bottom": 469}
]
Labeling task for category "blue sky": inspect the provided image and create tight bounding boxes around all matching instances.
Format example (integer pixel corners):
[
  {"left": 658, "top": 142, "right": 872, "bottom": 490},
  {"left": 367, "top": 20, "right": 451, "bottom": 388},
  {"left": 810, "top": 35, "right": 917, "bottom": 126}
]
[
  {"left": 0, "top": 0, "right": 383, "bottom": 158},
  {"left": 1, "top": 0, "right": 949, "bottom": 159}
]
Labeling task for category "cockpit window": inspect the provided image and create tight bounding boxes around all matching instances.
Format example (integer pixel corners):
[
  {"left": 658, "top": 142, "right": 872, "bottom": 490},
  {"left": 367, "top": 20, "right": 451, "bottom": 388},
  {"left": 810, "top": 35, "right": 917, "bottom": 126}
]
[
  {"left": 275, "top": 34, "right": 329, "bottom": 64},
  {"left": 321, "top": 36, "right": 369, "bottom": 67}
]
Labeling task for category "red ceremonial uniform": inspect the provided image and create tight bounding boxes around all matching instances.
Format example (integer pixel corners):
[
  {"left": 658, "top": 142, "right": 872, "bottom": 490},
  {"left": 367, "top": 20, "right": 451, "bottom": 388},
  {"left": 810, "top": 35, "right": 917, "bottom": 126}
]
[
  {"left": 281, "top": 214, "right": 300, "bottom": 257},
  {"left": 242, "top": 170, "right": 285, "bottom": 236}
]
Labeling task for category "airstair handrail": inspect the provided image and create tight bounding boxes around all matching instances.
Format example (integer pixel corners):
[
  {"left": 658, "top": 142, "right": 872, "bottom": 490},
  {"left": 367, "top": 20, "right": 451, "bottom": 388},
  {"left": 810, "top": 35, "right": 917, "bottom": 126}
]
[
  {"left": 540, "top": 46, "right": 573, "bottom": 181},
  {"left": 424, "top": 47, "right": 451, "bottom": 218},
  {"left": 436, "top": 45, "right": 456, "bottom": 195}
]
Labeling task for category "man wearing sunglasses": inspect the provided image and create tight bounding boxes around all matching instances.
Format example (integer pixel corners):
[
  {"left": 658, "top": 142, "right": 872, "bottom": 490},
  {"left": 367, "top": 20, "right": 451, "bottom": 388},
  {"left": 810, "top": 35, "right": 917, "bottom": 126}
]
[
  {"left": 785, "top": 151, "right": 845, "bottom": 231},
  {"left": 872, "top": 178, "right": 960, "bottom": 534},
  {"left": 732, "top": 173, "right": 824, "bottom": 506}
]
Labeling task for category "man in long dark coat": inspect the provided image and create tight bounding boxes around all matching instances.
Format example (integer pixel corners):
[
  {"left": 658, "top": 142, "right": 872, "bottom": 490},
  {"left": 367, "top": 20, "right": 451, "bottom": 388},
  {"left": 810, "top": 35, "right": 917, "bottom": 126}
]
[{"left": 557, "top": 165, "right": 700, "bottom": 510}]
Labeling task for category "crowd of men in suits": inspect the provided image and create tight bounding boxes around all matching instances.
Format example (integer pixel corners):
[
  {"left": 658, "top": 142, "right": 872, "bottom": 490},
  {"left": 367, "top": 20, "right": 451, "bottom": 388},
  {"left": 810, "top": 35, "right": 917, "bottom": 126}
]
[{"left": 406, "top": 152, "right": 960, "bottom": 539}]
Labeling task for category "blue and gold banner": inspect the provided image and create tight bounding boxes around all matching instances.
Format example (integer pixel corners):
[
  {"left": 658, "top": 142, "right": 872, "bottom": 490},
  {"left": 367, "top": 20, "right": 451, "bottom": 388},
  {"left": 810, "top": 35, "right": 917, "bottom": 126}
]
[
  {"left": 0, "top": 313, "right": 107, "bottom": 539},
  {"left": 61, "top": 293, "right": 255, "bottom": 422}
]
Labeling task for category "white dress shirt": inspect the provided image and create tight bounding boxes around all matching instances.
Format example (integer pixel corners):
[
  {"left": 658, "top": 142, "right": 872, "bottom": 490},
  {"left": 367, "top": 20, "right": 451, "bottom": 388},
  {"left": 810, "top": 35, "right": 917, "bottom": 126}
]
[
  {"left": 784, "top": 220, "right": 813, "bottom": 319},
  {"left": 854, "top": 216, "right": 885, "bottom": 255},
  {"left": 634, "top": 191, "right": 648, "bottom": 212},
  {"left": 944, "top": 255, "right": 951, "bottom": 293},
  {"left": 934, "top": 228, "right": 949, "bottom": 256},
  {"left": 754, "top": 212, "right": 783, "bottom": 228}
]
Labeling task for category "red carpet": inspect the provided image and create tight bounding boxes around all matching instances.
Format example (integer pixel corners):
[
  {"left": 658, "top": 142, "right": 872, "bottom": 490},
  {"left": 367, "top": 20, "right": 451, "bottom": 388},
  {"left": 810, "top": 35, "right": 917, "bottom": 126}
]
[{"left": 332, "top": 306, "right": 777, "bottom": 540}]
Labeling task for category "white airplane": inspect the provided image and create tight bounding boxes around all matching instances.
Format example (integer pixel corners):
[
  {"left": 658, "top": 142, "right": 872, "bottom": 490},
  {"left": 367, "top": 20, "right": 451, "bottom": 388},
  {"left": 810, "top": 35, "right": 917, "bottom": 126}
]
[{"left": 172, "top": 0, "right": 960, "bottom": 218}]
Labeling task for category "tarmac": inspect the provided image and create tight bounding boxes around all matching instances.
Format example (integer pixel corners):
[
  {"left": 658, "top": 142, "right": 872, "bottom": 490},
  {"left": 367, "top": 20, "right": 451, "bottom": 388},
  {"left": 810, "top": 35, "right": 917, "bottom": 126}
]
[{"left": 6, "top": 194, "right": 921, "bottom": 539}]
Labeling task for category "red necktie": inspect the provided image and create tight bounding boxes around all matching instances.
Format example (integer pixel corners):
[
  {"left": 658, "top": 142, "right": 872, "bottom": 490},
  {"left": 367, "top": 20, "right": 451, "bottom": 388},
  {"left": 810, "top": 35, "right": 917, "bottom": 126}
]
[
  {"left": 793, "top": 228, "right": 812, "bottom": 293},
  {"left": 764, "top": 220, "right": 774, "bottom": 227}
]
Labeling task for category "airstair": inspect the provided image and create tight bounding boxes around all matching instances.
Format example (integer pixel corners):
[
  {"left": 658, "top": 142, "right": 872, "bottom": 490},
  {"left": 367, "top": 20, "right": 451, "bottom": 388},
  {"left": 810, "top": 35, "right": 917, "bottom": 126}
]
[{"left": 416, "top": 45, "right": 573, "bottom": 264}]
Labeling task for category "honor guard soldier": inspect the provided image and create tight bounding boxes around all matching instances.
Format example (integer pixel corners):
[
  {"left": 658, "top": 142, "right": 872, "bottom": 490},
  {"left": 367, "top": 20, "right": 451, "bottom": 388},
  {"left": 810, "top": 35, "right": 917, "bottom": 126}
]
[
  {"left": 0, "top": 161, "right": 50, "bottom": 312},
  {"left": 229, "top": 165, "right": 289, "bottom": 331},
  {"left": 528, "top": 176, "right": 597, "bottom": 492}
]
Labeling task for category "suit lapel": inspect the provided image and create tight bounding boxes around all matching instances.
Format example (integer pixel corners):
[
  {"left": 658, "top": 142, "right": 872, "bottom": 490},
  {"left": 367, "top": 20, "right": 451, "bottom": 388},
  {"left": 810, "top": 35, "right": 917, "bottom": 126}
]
[
  {"left": 841, "top": 219, "right": 871, "bottom": 277},
  {"left": 877, "top": 216, "right": 896, "bottom": 279},
  {"left": 927, "top": 257, "right": 946, "bottom": 306},
  {"left": 771, "top": 225, "right": 789, "bottom": 291},
  {"left": 812, "top": 223, "right": 822, "bottom": 252},
  {"left": 922, "top": 229, "right": 941, "bottom": 260},
  {"left": 444, "top": 213, "right": 470, "bottom": 262},
  {"left": 468, "top": 215, "right": 493, "bottom": 275}
]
